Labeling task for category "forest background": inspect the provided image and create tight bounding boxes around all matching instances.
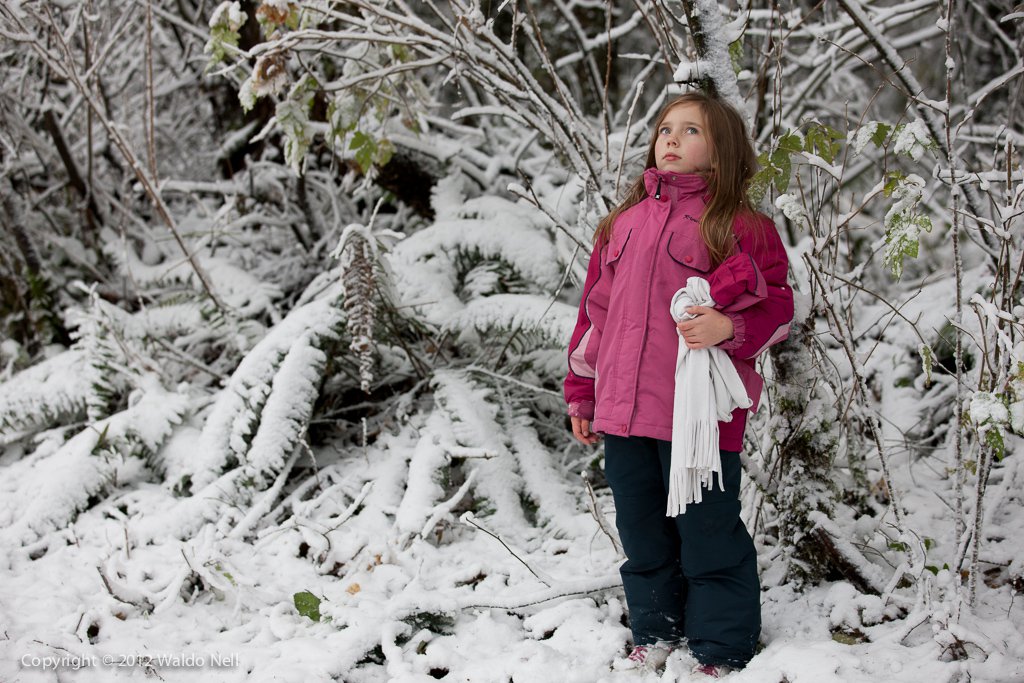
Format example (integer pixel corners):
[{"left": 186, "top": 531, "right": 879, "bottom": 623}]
[{"left": 0, "top": 1, "right": 1022, "bottom": 681}]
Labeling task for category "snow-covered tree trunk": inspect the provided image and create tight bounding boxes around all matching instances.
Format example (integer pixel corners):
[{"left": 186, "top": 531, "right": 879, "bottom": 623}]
[{"left": 678, "top": 0, "right": 867, "bottom": 590}]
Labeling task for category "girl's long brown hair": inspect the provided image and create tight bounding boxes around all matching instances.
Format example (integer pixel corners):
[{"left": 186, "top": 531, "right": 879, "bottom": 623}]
[{"left": 594, "top": 93, "right": 758, "bottom": 267}]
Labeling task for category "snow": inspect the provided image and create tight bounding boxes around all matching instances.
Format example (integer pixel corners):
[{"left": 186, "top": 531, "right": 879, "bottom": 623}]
[
  {"left": 1009, "top": 396, "right": 1024, "bottom": 447},
  {"left": 185, "top": 298, "right": 343, "bottom": 492},
  {"left": 389, "top": 190, "right": 564, "bottom": 330},
  {"left": 686, "top": 0, "right": 746, "bottom": 115},
  {"left": 113, "top": 237, "right": 283, "bottom": 319},
  {"left": 893, "top": 120, "right": 934, "bottom": 161},
  {"left": 0, "top": 350, "right": 91, "bottom": 438},
  {"left": 850, "top": 121, "right": 883, "bottom": 155},
  {"left": 5, "top": 388, "right": 1022, "bottom": 682},
  {"left": 774, "top": 193, "right": 809, "bottom": 228},
  {"left": 209, "top": 1, "right": 244, "bottom": 31},
  {"left": 447, "top": 294, "right": 575, "bottom": 348},
  {"left": 969, "top": 392, "right": 1009, "bottom": 428},
  {"left": 0, "top": 378, "right": 188, "bottom": 545}
]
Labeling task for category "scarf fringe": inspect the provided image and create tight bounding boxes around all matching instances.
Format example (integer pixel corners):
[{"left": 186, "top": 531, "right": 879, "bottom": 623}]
[{"left": 666, "top": 418, "right": 724, "bottom": 516}]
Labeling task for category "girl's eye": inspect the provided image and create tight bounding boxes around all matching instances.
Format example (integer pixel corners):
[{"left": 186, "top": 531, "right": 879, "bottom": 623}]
[
  {"left": 659, "top": 126, "right": 671, "bottom": 135},
  {"left": 686, "top": 126, "right": 700, "bottom": 135}
]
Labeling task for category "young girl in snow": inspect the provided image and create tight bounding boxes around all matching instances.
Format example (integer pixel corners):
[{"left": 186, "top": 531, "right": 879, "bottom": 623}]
[{"left": 563, "top": 92, "right": 794, "bottom": 678}]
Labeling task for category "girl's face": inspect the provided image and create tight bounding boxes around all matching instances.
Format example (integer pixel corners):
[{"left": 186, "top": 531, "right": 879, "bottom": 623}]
[{"left": 653, "top": 103, "right": 712, "bottom": 174}]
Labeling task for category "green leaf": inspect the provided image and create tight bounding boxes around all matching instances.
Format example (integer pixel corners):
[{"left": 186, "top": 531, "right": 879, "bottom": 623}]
[
  {"left": 778, "top": 132, "right": 803, "bottom": 154},
  {"left": 215, "top": 563, "right": 237, "bottom": 586},
  {"left": 870, "top": 123, "right": 892, "bottom": 148},
  {"left": 375, "top": 138, "right": 395, "bottom": 167},
  {"left": 93, "top": 423, "right": 111, "bottom": 451},
  {"left": 823, "top": 127, "right": 843, "bottom": 162},
  {"left": 805, "top": 124, "right": 842, "bottom": 163},
  {"left": 831, "top": 629, "right": 867, "bottom": 645},
  {"left": 205, "top": 25, "right": 241, "bottom": 70},
  {"left": 748, "top": 156, "right": 773, "bottom": 205},
  {"left": 770, "top": 149, "right": 792, "bottom": 193},
  {"left": 806, "top": 126, "right": 823, "bottom": 155},
  {"left": 350, "top": 130, "right": 370, "bottom": 150},
  {"left": 728, "top": 40, "right": 744, "bottom": 76},
  {"left": 887, "top": 540, "right": 909, "bottom": 552},
  {"left": 294, "top": 591, "right": 322, "bottom": 622},
  {"left": 882, "top": 171, "right": 904, "bottom": 197},
  {"left": 985, "top": 428, "right": 1006, "bottom": 460},
  {"left": 392, "top": 44, "right": 411, "bottom": 63},
  {"left": 348, "top": 131, "right": 379, "bottom": 173}
]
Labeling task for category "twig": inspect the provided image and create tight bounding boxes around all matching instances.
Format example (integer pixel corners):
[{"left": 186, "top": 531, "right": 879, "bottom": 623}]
[
  {"left": 229, "top": 448, "right": 303, "bottom": 539},
  {"left": 144, "top": 0, "right": 157, "bottom": 182},
  {"left": 614, "top": 80, "right": 645, "bottom": 198},
  {"left": 460, "top": 511, "right": 553, "bottom": 587},
  {"left": 834, "top": 0, "right": 990, "bottom": 229},
  {"left": 150, "top": 336, "right": 228, "bottom": 382},
  {"left": 419, "top": 469, "right": 477, "bottom": 538},
  {"left": 465, "top": 365, "right": 562, "bottom": 398},
  {"left": 581, "top": 471, "right": 621, "bottom": 555},
  {"left": 96, "top": 566, "right": 155, "bottom": 612},
  {"left": 5, "top": 6, "right": 225, "bottom": 311},
  {"left": 456, "top": 574, "right": 622, "bottom": 611},
  {"left": 300, "top": 435, "right": 322, "bottom": 492},
  {"left": 40, "top": 109, "right": 103, "bottom": 231}
]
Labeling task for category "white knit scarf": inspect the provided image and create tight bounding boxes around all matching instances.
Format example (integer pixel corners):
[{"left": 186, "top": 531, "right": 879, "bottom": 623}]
[{"left": 667, "top": 277, "right": 753, "bottom": 515}]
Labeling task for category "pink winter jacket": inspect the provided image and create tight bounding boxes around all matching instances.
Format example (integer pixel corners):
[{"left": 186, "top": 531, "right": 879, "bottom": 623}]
[{"left": 563, "top": 169, "right": 794, "bottom": 452}]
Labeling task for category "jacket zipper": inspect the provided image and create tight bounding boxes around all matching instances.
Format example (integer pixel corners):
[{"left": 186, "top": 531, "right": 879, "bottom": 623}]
[{"left": 624, "top": 198, "right": 672, "bottom": 433}]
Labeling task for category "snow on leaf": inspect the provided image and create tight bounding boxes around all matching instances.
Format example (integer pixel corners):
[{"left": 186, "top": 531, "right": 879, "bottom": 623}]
[
  {"left": 775, "top": 193, "right": 809, "bottom": 229},
  {"left": 892, "top": 120, "right": 936, "bottom": 161},
  {"left": 882, "top": 173, "right": 932, "bottom": 278}
]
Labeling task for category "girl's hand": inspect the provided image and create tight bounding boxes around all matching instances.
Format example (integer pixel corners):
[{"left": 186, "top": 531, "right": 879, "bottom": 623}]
[
  {"left": 676, "top": 306, "right": 734, "bottom": 349},
  {"left": 571, "top": 416, "right": 601, "bottom": 445}
]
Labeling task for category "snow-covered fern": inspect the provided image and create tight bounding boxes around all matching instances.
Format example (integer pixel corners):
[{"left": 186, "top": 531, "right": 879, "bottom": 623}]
[
  {"left": 172, "top": 297, "right": 345, "bottom": 494},
  {"left": 0, "top": 376, "right": 189, "bottom": 545},
  {"left": 0, "top": 350, "right": 92, "bottom": 439}
]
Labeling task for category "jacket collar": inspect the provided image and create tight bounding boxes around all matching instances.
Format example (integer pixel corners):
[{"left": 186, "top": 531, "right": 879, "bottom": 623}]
[{"left": 643, "top": 168, "right": 710, "bottom": 203}]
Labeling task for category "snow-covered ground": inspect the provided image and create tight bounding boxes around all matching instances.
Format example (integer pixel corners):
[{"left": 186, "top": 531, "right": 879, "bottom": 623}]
[{"left": 2, "top": 403, "right": 1022, "bottom": 683}]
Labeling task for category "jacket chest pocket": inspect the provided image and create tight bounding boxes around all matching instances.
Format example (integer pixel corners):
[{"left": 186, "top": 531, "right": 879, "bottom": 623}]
[
  {"left": 603, "top": 225, "right": 633, "bottom": 267},
  {"left": 665, "top": 231, "right": 711, "bottom": 273}
]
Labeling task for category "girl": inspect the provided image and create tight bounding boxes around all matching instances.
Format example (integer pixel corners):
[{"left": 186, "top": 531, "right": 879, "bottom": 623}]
[{"left": 563, "top": 93, "right": 794, "bottom": 678}]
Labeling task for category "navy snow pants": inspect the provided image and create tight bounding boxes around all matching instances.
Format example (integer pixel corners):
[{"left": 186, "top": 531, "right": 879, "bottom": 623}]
[{"left": 604, "top": 434, "right": 760, "bottom": 669}]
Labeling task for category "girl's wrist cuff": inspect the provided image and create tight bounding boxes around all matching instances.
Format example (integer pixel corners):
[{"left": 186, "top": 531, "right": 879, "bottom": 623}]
[
  {"left": 568, "top": 400, "right": 595, "bottom": 420},
  {"left": 716, "top": 312, "right": 746, "bottom": 351}
]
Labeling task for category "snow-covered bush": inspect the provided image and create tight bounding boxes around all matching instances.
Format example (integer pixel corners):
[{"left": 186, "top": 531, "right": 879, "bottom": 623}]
[{"left": 0, "top": 0, "right": 1022, "bottom": 680}]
